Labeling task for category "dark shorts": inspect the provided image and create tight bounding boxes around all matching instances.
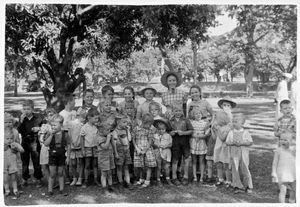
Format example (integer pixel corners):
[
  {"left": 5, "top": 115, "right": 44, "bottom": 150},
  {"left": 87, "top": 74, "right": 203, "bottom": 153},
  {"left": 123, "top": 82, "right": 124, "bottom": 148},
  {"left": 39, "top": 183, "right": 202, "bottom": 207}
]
[
  {"left": 172, "top": 136, "right": 190, "bottom": 161},
  {"left": 48, "top": 149, "right": 66, "bottom": 166},
  {"left": 115, "top": 147, "right": 132, "bottom": 166}
]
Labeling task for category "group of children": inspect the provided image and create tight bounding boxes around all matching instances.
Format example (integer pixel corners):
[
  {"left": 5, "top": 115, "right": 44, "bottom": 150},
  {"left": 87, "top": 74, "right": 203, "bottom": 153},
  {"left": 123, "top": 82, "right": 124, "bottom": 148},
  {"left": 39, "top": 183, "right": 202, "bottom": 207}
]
[{"left": 3, "top": 71, "right": 296, "bottom": 203}]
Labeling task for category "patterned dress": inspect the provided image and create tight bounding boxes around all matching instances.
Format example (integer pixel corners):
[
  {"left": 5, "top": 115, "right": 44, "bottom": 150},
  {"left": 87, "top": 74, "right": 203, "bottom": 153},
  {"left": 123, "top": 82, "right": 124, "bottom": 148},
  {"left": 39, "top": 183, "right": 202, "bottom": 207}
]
[{"left": 190, "top": 120, "right": 208, "bottom": 155}]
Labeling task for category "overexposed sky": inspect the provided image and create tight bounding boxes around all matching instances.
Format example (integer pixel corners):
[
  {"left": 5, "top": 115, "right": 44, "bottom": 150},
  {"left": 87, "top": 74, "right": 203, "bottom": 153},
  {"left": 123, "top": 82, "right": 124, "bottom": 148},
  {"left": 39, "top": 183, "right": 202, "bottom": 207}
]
[{"left": 208, "top": 13, "right": 238, "bottom": 36}]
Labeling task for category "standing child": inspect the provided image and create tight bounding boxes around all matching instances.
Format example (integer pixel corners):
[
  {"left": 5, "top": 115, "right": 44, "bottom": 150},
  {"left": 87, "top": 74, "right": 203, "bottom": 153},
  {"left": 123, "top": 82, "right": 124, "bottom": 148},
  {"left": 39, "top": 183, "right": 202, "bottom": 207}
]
[
  {"left": 225, "top": 114, "right": 253, "bottom": 193},
  {"left": 132, "top": 113, "right": 157, "bottom": 188},
  {"left": 44, "top": 114, "right": 69, "bottom": 196},
  {"left": 212, "top": 96, "right": 236, "bottom": 186},
  {"left": 80, "top": 108, "right": 101, "bottom": 188},
  {"left": 274, "top": 99, "right": 296, "bottom": 138},
  {"left": 272, "top": 132, "right": 296, "bottom": 203},
  {"left": 68, "top": 108, "right": 87, "bottom": 186},
  {"left": 4, "top": 113, "right": 24, "bottom": 198},
  {"left": 98, "top": 85, "right": 118, "bottom": 112},
  {"left": 39, "top": 108, "right": 56, "bottom": 186},
  {"left": 169, "top": 104, "right": 193, "bottom": 186},
  {"left": 136, "top": 85, "right": 157, "bottom": 120},
  {"left": 118, "top": 86, "right": 139, "bottom": 115},
  {"left": 111, "top": 114, "right": 134, "bottom": 190},
  {"left": 205, "top": 112, "right": 216, "bottom": 184},
  {"left": 80, "top": 89, "right": 98, "bottom": 112},
  {"left": 153, "top": 118, "right": 173, "bottom": 185},
  {"left": 97, "top": 116, "right": 116, "bottom": 193},
  {"left": 189, "top": 109, "right": 210, "bottom": 183}
]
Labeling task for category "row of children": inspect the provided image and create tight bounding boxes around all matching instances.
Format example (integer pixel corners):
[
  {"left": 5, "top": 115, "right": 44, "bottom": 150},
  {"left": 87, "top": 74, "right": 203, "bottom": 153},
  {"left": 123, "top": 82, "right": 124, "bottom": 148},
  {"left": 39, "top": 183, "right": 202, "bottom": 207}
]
[{"left": 4, "top": 71, "right": 296, "bottom": 203}]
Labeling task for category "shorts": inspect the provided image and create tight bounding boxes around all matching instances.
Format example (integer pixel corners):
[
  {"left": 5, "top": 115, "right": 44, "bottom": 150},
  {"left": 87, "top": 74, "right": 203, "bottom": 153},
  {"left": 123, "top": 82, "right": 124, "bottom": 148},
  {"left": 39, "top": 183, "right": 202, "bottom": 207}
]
[
  {"left": 40, "top": 145, "right": 49, "bottom": 165},
  {"left": 172, "top": 137, "right": 190, "bottom": 161},
  {"left": 4, "top": 153, "right": 18, "bottom": 175},
  {"left": 98, "top": 149, "right": 115, "bottom": 171},
  {"left": 48, "top": 149, "right": 66, "bottom": 166},
  {"left": 115, "top": 147, "right": 132, "bottom": 166},
  {"left": 83, "top": 147, "right": 98, "bottom": 158},
  {"left": 70, "top": 149, "right": 83, "bottom": 159},
  {"left": 133, "top": 148, "right": 157, "bottom": 168},
  {"left": 153, "top": 149, "right": 162, "bottom": 164}
]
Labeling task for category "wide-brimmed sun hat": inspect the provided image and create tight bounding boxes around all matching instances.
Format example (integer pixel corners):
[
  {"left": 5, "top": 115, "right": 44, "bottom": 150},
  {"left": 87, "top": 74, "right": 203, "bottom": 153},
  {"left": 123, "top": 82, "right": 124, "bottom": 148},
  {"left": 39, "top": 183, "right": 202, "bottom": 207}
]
[
  {"left": 161, "top": 71, "right": 183, "bottom": 88},
  {"left": 153, "top": 117, "right": 171, "bottom": 131},
  {"left": 139, "top": 85, "right": 157, "bottom": 97},
  {"left": 217, "top": 96, "right": 237, "bottom": 109}
]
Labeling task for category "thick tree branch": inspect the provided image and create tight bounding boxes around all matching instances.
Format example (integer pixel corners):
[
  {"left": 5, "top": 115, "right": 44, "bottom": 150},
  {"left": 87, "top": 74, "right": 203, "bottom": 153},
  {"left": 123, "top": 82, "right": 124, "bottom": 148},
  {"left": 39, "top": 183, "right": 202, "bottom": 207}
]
[{"left": 46, "top": 47, "right": 58, "bottom": 72}]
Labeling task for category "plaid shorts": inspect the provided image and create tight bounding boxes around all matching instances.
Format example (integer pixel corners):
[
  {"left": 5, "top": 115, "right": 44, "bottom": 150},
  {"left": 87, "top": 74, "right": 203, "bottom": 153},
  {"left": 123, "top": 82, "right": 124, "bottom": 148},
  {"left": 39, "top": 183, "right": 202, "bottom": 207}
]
[
  {"left": 70, "top": 149, "right": 83, "bottom": 159},
  {"left": 83, "top": 147, "right": 98, "bottom": 158},
  {"left": 133, "top": 148, "right": 157, "bottom": 168}
]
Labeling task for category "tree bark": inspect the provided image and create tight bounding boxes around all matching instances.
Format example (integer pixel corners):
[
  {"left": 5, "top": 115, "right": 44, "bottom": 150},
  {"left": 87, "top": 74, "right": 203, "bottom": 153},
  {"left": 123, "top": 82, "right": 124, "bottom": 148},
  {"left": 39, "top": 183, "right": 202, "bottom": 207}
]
[
  {"left": 159, "top": 46, "right": 174, "bottom": 71},
  {"left": 13, "top": 61, "right": 18, "bottom": 97},
  {"left": 192, "top": 41, "right": 198, "bottom": 83}
]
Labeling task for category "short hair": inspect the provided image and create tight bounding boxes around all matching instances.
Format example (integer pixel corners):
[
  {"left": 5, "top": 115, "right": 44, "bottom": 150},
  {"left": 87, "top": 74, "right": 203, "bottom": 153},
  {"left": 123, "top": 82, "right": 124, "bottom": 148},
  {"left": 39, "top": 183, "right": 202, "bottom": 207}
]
[
  {"left": 101, "top": 85, "right": 114, "bottom": 95},
  {"left": 149, "top": 101, "right": 161, "bottom": 111},
  {"left": 280, "top": 99, "right": 291, "bottom": 108},
  {"left": 50, "top": 114, "right": 64, "bottom": 124},
  {"left": 86, "top": 108, "right": 100, "bottom": 118},
  {"left": 190, "top": 85, "right": 202, "bottom": 99},
  {"left": 189, "top": 108, "right": 203, "bottom": 120},
  {"left": 64, "top": 93, "right": 75, "bottom": 105},
  {"left": 84, "top": 88, "right": 95, "bottom": 96},
  {"left": 23, "top": 100, "right": 34, "bottom": 108},
  {"left": 233, "top": 113, "right": 246, "bottom": 125},
  {"left": 45, "top": 108, "right": 56, "bottom": 115},
  {"left": 141, "top": 113, "right": 154, "bottom": 124},
  {"left": 123, "top": 86, "right": 135, "bottom": 100},
  {"left": 76, "top": 108, "right": 87, "bottom": 118}
]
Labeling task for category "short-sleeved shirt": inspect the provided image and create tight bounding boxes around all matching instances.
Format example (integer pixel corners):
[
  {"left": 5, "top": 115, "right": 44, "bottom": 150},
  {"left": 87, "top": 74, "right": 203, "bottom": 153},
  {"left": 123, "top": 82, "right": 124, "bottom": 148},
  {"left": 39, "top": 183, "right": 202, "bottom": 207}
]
[
  {"left": 132, "top": 126, "right": 154, "bottom": 151},
  {"left": 59, "top": 109, "right": 77, "bottom": 131},
  {"left": 187, "top": 100, "right": 213, "bottom": 118},
  {"left": 80, "top": 123, "right": 98, "bottom": 147},
  {"left": 68, "top": 119, "right": 84, "bottom": 149},
  {"left": 161, "top": 89, "right": 186, "bottom": 107},
  {"left": 275, "top": 114, "right": 296, "bottom": 136}
]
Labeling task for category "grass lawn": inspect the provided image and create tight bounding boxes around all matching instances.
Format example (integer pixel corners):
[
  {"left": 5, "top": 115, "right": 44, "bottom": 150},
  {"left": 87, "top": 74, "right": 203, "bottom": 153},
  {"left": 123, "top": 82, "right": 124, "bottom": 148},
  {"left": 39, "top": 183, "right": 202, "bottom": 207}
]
[{"left": 4, "top": 93, "right": 281, "bottom": 204}]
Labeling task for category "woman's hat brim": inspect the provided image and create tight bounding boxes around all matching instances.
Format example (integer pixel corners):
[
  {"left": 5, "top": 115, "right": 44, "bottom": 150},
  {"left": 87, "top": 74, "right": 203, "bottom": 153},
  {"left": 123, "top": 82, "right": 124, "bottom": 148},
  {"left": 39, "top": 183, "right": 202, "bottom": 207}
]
[
  {"left": 161, "top": 71, "right": 182, "bottom": 88},
  {"left": 153, "top": 118, "right": 171, "bottom": 131},
  {"left": 139, "top": 86, "right": 157, "bottom": 97},
  {"left": 217, "top": 98, "right": 237, "bottom": 108}
]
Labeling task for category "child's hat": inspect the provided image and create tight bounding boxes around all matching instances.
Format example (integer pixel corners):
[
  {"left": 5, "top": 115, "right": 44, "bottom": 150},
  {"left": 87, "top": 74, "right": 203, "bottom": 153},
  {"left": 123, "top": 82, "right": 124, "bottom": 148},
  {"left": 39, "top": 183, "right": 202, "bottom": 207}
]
[
  {"left": 160, "top": 71, "right": 183, "bottom": 88},
  {"left": 217, "top": 96, "right": 236, "bottom": 108},
  {"left": 139, "top": 85, "right": 157, "bottom": 97},
  {"left": 153, "top": 116, "right": 171, "bottom": 131}
]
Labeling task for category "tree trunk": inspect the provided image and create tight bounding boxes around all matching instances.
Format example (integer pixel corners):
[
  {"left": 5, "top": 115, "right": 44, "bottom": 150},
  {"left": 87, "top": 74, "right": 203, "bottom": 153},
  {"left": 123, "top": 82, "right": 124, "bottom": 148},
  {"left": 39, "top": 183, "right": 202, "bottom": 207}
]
[
  {"left": 159, "top": 46, "right": 174, "bottom": 71},
  {"left": 13, "top": 61, "right": 18, "bottom": 97},
  {"left": 244, "top": 54, "right": 255, "bottom": 97},
  {"left": 161, "top": 57, "right": 165, "bottom": 74},
  {"left": 192, "top": 41, "right": 198, "bottom": 83}
]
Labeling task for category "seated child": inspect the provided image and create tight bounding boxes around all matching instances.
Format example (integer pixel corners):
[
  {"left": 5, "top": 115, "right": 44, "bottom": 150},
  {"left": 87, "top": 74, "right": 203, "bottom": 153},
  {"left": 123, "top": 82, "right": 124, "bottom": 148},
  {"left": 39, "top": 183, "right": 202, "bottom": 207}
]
[
  {"left": 153, "top": 117, "right": 173, "bottom": 185},
  {"left": 4, "top": 113, "right": 24, "bottom": 198},
  {"left": 44, "top": 114, "right": 69, "bottom": 196},
  {"left": 132, "top": 113, "right": 157, "bottom": 187},
  {"left": 226, "top": 113, "right": 253, "bottom": 194},
  {"left": 272, "top": 131, "right": 296, "bottom": 203},
  {"left": 111, "top": 114, "right": 134, "bottom": 190}
]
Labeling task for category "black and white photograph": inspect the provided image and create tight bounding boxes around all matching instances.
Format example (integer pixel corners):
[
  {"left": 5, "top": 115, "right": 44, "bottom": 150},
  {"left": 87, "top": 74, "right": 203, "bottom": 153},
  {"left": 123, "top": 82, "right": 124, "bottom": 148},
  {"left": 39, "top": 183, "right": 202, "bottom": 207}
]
[{"left": 2, "top": 1, "right": 298, "bottom": 205}]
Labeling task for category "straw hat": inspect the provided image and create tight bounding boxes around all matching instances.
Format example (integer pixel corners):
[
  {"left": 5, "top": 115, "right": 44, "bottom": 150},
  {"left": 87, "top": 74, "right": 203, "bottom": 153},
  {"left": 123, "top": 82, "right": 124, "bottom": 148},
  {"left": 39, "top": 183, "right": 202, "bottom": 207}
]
[
  {"left": 160, "top": 71, "right": 183, "bottom": 88},
  {"left": 153, "top": 117, "right": 171, "bottom": 131},
  {"left": 217, "top": 96, "right": 237, "bottom": 108},
  {"left": 139, "top": 85, "right": 157, "bottom": 97}
]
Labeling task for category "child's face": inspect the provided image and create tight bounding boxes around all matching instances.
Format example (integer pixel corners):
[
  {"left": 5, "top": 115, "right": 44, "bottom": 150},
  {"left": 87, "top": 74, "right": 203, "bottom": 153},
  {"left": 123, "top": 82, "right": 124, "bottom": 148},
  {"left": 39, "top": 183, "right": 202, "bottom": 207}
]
[
  {"left": 125, "top": 106, "right": 135, "bottom": 117},
  {"left": 104, "top": 90, "right": 114, "bottom": 101},
  {"left": 167, "top": 75, "right": 177, "bottom": 89},
  {"left": 118, "top": 118, "right": 128, "bottom": 129},
  {"left": 157, "top": 123, "right": 166, "bottom": 135},
  {"left": 144, "top": 89, "right": 154, "bottom": 101},
  {"left": 88, "top": 115, "right": 99, "bottom": 125},
  {"left": 51, "top": 121, "right": 62, "bottom": 133},
  {"left": 23, "top": 105, "right": 34, "bottom": 116},
  {"left": 193, "top": 111, "right": 202, "bottom": 120},
  {"left": 280, "top": 103, "right": 293, "bottom": 116},
  {"left": 150, "top": 106, "right": 160, "bottom": 117},
  {"left": 143, "top": 121, "right": 152, "bottom": 129},
  {"left": 279, "top": 138, "right": 290, "bottom": 149},
  {"left": 67, "top": 99, "right": 76, "bottom": 110},
  {"left": 124, "top": 89, "right": 133, "bottom": 101},
  {"left": 84, "top": 92, "right": 94, "bottom": 106},
  {"left": 4, "top": 132, "right": 14, "bottom": 145},
  {"left": 79, "top": 116, "right": 86, "bottom": 123},
  {"left": 173, "top": 107, "right": 183, "bottom": 118},
  {"left": 190, "top": 88, "right": 201, "bottom": 101},
  {"left": 4, "top": 119, "right": 13, "bottom": 129},
  {"left": 221, "top": 102, "right": 232, "bottom": 110},
  {"left": 102, "top": 102, "right": 111, "bottom": 113},
  {"left": 233, "top": 116, "right": 244, "bottom": 130}
]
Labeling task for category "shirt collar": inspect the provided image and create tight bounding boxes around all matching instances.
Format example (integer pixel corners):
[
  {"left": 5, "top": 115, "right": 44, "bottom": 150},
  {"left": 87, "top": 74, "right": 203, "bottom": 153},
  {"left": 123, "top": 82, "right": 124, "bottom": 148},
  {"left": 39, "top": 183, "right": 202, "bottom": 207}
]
[{"left": 167, "top": 88, "right": 178, "bottom": 94}]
